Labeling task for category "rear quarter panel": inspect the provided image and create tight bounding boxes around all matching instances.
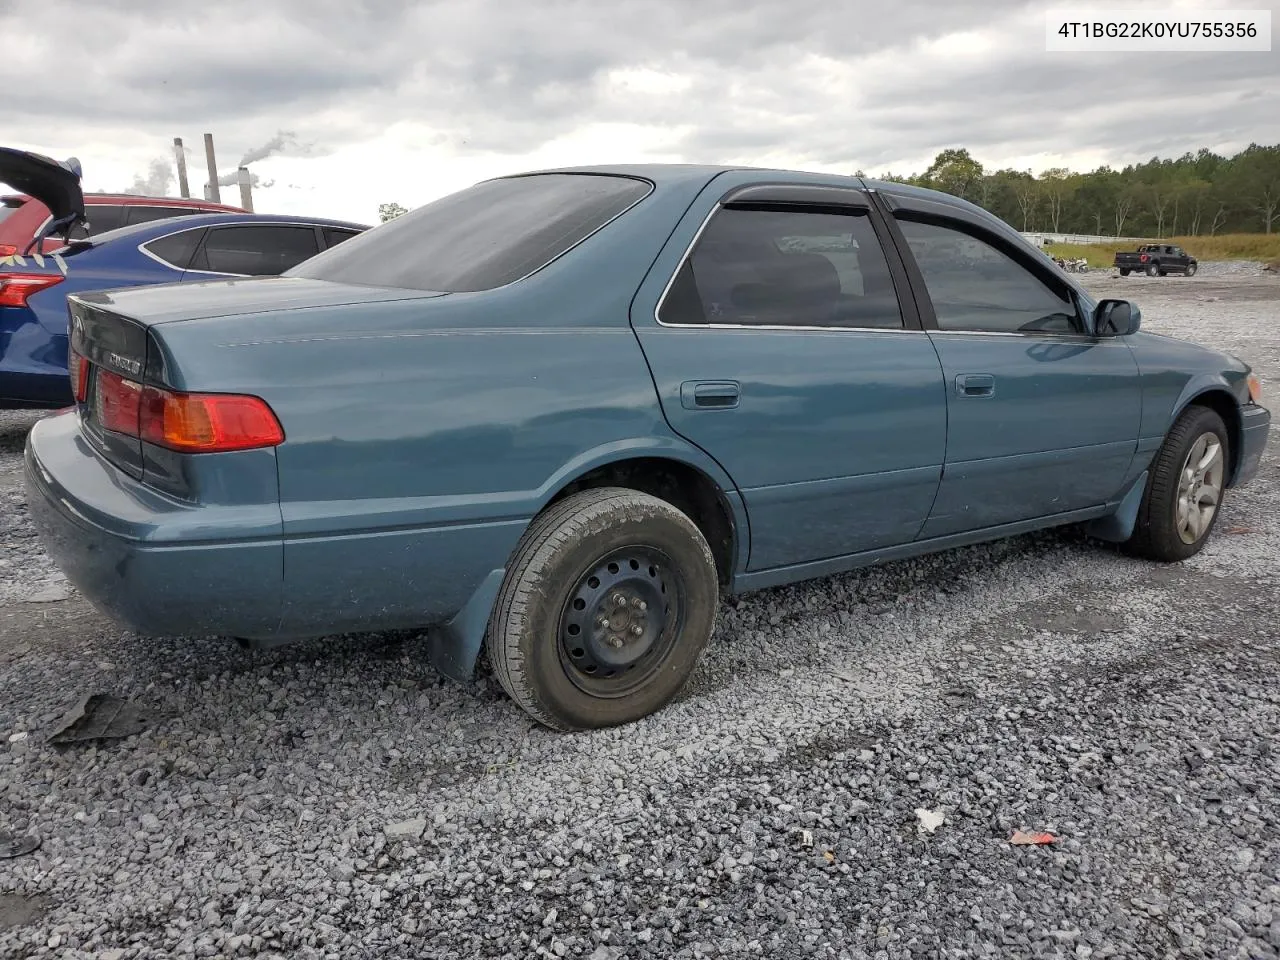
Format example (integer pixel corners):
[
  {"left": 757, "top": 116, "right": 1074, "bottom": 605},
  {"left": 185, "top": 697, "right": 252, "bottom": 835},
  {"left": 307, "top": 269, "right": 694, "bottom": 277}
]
[{"left": 149, "top": 173, "right": 743, "bottom": 635}]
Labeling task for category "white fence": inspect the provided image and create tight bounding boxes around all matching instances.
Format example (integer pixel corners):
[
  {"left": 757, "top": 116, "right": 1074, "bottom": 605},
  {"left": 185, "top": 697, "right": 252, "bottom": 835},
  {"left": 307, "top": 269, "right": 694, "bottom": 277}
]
[{"left": 1021, "top": 232, "right": 1149, "bottom": 246}]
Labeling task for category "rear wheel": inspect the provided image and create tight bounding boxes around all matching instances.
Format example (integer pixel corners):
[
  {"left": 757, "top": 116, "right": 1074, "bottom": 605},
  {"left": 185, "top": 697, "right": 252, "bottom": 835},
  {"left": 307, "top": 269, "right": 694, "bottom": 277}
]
[
  {"left": 1146, "top": 263, "right": 1160, "bottom": 277},
  {"left": 485, "top": 487, "right": 719, "bottom": 730},
  {"left": 1119, "top": 268, "right": 1131, "bottom": 276},
  {"left": 1124, "top": 405, "right": 1229, "bottom": 562}
]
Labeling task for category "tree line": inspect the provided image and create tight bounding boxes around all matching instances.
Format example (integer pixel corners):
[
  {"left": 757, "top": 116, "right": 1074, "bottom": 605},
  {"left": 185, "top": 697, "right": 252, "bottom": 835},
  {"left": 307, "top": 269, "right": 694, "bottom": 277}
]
[{"left": 866, "top": 143, "right": 1280, "bottom": 237}]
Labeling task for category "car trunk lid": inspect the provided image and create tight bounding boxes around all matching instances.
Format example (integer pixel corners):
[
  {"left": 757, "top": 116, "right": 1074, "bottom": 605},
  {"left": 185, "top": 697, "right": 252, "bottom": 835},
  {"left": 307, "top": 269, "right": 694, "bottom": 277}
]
[
  {"left": 70, "top": 275, "right": 445, "bottom": 327},
  {"left": 0, "top": 148, "right": 86, "bottom": 251},
  {"left": 66, "top": 278, "right": 448, "bottom": 481}
]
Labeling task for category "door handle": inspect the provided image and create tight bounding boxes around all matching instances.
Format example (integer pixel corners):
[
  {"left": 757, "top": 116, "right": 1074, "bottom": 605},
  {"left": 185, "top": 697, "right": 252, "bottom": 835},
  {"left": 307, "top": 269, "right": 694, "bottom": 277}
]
[
  {"left": 680, "top": 380, "right": 741, "bottom": 410},
  {"left": 955, "top": 374, "right": 995, "bottom": 398}
]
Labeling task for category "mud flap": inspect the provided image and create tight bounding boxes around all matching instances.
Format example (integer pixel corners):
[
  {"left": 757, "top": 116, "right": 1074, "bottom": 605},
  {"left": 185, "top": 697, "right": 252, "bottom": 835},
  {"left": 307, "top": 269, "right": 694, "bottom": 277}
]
[
  {"left": 1084, "top": 471, "right": 1148, "bottom": 543},
  {"left": 427, "top": 568, "right": 506, "bottom": 683}
]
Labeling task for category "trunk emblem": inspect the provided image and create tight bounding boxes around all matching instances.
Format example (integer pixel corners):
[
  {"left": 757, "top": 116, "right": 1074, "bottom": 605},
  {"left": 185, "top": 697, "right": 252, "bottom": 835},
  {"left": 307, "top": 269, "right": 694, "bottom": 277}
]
[{"left": 105, "top": 352, "right": 142, "bottom": 376}]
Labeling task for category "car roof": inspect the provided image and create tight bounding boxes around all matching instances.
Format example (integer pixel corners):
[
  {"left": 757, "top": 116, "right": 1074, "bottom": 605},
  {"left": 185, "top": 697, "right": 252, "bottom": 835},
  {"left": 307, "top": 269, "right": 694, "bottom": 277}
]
[
  {"left": 509, "top": 163, "right": 980, "bottom": 212},
  {"left": 1, "top": 192, "right": 244, "bottom": 211},
  {"left": 72, "top": 212, "right": 372, "bottom": 248}
]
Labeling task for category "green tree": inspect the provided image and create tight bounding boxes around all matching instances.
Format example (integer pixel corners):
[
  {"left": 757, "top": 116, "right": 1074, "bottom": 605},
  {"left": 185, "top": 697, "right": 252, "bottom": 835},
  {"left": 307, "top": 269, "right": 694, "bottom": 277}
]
[
  {"left": 922, "top": 148, "right": 985, "bottom": 201},
  {"left": 379, "top": 202, "right": 409, "bottom": 223},
  {"left": 1224, "top": 144, "right": 1280, "bottom": 233}
]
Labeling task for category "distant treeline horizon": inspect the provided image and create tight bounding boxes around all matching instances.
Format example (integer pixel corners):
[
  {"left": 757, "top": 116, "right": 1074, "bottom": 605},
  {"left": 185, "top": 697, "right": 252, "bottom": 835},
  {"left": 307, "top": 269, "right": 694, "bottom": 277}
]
[{"left": 863, "top": 143, "right": 1280, "bottom": 237}]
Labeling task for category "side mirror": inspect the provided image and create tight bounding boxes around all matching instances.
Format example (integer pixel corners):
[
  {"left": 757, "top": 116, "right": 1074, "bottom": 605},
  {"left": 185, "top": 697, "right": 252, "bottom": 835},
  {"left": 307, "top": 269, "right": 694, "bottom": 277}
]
[{"left": 1094, "top": 299, "right": 1141, "bottom": 337}]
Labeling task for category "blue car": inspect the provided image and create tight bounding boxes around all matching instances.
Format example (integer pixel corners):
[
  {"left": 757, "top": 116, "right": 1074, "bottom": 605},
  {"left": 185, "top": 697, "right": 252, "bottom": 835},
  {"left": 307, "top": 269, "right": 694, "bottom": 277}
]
[
  {"left": 24, "top": 165, "right": 1271, "bottom": 731},
  {"left": 1, "top": 151, "right": 367, "bottom": 407}
]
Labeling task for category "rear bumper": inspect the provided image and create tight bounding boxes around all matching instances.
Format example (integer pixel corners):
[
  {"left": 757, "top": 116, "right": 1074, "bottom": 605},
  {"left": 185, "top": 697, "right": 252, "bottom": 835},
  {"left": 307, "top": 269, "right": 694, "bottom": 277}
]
[
  {"left": 23, "top": 412, "right": 283, "bottom": 637},
  {"left": 1234, "top": 403, "right": 1271, "bottom": 487}
]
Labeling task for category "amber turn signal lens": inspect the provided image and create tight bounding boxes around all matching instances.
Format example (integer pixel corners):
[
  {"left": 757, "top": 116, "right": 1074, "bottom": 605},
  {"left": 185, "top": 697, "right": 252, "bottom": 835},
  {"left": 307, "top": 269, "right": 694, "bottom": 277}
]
[{"left": 1247, "top": 374, "right": 1263, "bottom": 405}]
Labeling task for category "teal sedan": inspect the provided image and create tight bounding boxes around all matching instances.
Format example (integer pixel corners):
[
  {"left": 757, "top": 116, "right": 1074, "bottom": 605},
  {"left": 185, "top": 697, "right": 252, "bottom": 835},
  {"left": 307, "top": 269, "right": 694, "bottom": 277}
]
[{"left": 24, "top": 165, "right": 1271, "bottom": 730}]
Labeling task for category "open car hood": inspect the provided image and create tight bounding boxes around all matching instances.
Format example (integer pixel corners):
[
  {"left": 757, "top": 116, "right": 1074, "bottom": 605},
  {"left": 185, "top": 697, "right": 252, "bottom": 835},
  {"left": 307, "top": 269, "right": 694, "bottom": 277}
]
[{"left": 0, "top": 146, "right": 85, "bottom": 228}]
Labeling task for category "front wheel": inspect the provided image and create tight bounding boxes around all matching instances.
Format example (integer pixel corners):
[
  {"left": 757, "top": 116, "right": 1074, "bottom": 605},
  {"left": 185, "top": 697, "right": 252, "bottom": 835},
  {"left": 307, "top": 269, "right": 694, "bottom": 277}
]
[
  {"left": 485, "top": 487, "right": 720, "bottom": 730},
  {"left": 1119, "top": 268, "right": 1131, "bottom": 276},
  {"left": 1124, "top": 405, "right": 1229, "bottom": 562},
  {"left": 1186, "top": 263, "right": 1198, "bottom": 276}
]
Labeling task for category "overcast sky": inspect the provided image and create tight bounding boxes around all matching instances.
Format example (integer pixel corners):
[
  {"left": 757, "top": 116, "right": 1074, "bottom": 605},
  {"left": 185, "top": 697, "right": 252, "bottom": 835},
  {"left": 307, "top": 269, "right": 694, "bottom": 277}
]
[{"left": 2, "top": 0, "right": 1277, "bottom": 225}]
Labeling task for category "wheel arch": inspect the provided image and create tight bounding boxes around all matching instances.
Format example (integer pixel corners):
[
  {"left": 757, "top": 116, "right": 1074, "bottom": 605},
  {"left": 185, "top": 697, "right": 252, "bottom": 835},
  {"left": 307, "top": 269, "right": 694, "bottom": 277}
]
[
  {"left": 1174, "top": 385, "right": 1244, "bottom": 483},
  {"left": 539, "top": 445, "right": 748, "bottom": 588}
]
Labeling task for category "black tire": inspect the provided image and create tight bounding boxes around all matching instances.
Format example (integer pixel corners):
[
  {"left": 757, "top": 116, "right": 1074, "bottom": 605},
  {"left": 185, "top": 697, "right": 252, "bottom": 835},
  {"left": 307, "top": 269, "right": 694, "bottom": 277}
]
[
  {"left": 1186, "top": 263, "right": 1198, "bottom": 276},
  {"left": 1146, "top": 263, "right": 1160, "bottom": 277},
  {"left": 485, "top": 487, "right": 719, "bottom": 731},
  {"left": 1119, "top": 268, "right": 1131, "bottom": 276},
  {"left": 1124, "top": 405, "right": 1230, "bottom": 562}
]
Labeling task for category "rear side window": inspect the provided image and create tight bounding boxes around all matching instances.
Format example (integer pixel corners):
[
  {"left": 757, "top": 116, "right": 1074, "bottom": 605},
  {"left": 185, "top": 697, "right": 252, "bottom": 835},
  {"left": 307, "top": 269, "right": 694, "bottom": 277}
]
[
  {"left": 322, "top": 227, "right": 362, "bottom": 249},
  {"left": 659, "top": 206, "right": 903, "bottom": 329},
  {"left": 126, "top": 206, "right": 201, "bottom": 226},
  {"left": 142, "top": 228, "right": 205, "bottom": 270},
  {"left": 72, "top": 205, "right": 127, "bottom": 238},
  {"left": 286, "top": 173, "right": 652, "bottom": 292},
  {"left": 193, "top": 225, "right": 321, "bottom": 276}
]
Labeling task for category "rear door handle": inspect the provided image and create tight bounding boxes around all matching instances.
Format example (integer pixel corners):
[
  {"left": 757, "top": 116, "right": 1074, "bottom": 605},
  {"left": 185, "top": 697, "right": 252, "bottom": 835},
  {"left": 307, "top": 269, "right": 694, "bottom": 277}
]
[
  {"left": 955, "top": 374, "right": 995, "bottom": 398},
  {"left": 680, "top": 380, "right": 741, "bottom": 410}
]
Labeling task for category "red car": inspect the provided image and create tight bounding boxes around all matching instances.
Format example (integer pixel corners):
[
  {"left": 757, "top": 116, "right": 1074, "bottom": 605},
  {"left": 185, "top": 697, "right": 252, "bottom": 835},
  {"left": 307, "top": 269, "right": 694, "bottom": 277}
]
[{"left": 0, "top": 149, "right": 242, "bottom": 257}]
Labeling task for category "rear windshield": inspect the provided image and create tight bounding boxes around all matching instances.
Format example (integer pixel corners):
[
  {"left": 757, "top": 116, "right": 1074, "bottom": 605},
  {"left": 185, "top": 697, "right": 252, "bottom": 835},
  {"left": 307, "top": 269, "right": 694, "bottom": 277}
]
[{"left": 285, "top": 173, "right": 652, "bottom": 293}]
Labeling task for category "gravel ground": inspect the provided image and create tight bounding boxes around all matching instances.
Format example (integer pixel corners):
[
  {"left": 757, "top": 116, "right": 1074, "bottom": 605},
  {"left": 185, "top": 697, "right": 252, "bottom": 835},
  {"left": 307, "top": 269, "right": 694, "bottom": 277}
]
[{"left": 1, "top": 261, "right": 1278, "bottom": 960}]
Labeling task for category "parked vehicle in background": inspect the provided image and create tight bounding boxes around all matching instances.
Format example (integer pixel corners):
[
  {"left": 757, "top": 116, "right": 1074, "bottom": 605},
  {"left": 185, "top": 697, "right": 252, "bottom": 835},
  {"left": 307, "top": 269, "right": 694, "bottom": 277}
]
[
  {"left": 23, "top": 165, "right": 1270, "bottom": 732},
  {"left": 1114, "top": 243, "right": 1198, "bottom": 277},
  {"left": 1, "top": 147, "right": 243, "bottom": 257},
  {"left": 2, "top": 212, "right": 367, "bottom": 408}
]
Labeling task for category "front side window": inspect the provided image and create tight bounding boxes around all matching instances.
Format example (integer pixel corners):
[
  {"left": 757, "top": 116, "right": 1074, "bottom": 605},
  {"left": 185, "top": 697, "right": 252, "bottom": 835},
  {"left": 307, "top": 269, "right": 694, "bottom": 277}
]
[
  {"left": 896, "top": 218, "right": 1078, "bottom": 335},
  {"left": 659, "top": 206, "right": 903, "bottom": 329},
  {"left": 286, "top": 173, "right": 652, "bottom": 292},
  {"left": 194, "top": 225, "right": 321, "bottom": 276}
]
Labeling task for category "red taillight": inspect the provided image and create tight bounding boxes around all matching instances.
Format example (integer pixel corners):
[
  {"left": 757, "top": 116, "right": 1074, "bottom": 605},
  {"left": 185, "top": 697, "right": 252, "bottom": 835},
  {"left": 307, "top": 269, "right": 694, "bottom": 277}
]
[
  {"left": 68, "top": 349, "right": 90, "bottom": 403},
  {"left": 83, "top": 358, "right": 284, "bottom": 453},
  {"left": 96, "top": 369, "right": 144, "bottom": 434},
  {"left": 0, "top": 272, "right": 64, "bottom": 308},
  {"left": 139, "top": 385, "right": 284, "bottom": 453},
  {"left": 1139, "top": 254, "right": 1149, "bottom": 263}
]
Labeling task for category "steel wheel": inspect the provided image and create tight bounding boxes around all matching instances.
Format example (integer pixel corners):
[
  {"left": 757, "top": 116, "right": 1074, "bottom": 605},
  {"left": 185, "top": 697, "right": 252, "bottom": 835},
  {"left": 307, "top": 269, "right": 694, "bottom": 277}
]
[
  {"left": 485, "top": 487, "right": 719, "bottom": 730},
  {"left": 1175, "top": 432, "right": 1224, "bottom": 544},
  {"left": 557, "top": 546, "right": 683, "bottom": 697}
]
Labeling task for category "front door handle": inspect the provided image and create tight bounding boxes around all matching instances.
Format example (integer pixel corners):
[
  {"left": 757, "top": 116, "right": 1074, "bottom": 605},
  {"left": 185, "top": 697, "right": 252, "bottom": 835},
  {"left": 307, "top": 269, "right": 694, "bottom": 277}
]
[
  {"left": 955, "top": 374, "right": 995, "bottom": 398},
  {"left": 680, "top": 380, "right": 741, "bottom": 410}
]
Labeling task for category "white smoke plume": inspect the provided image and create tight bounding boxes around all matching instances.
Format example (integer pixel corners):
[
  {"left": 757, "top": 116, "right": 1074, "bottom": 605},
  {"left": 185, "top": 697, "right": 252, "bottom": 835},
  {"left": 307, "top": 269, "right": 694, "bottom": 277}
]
[
  {"left": 123, "top": 158, "right": 176, "bottom": 196},
  {"left": 238, "top": 130, "right": 314, "bottom": 166}
]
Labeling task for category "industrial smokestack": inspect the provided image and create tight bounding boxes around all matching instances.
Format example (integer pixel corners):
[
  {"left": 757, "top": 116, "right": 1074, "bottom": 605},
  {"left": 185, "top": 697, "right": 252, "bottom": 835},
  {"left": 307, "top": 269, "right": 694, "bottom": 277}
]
[
  {"left": 237, "top": 167, "right": 254, "bottom": 212},
  {"left": 173, "top": 138, "right": 190, "bottom": 198},
  {"left": 203, "top": 133, "right": 221, "bottom": 203}
]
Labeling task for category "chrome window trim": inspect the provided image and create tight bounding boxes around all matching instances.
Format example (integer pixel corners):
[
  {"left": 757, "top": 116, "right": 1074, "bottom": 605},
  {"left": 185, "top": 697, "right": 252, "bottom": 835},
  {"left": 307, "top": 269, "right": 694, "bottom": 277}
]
[
  {"left": 655, "top": 322, "right": 923, "bottom": 334},
  {"left": 652, "top": 200, "right": 913, "bottom": 333}
]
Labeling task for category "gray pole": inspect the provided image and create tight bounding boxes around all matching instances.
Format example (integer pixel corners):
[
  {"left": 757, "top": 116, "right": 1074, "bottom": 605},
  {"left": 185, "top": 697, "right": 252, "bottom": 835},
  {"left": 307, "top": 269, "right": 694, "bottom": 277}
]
[
  {"left": 203, "top": 133, "right": 221, "bottom": 203},
  {"left": 173, "top": 138, "right": 190, "bottom": 198},
  {"left": 237, "top": 167, "right": 254, "bottom": 212}
]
